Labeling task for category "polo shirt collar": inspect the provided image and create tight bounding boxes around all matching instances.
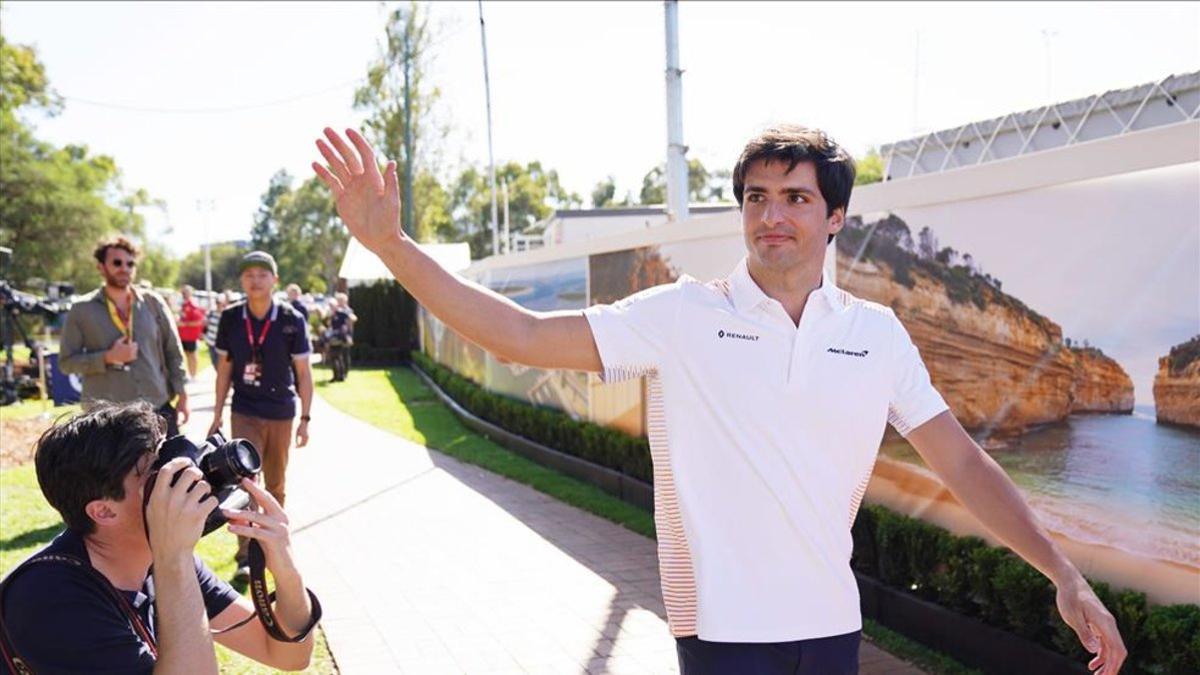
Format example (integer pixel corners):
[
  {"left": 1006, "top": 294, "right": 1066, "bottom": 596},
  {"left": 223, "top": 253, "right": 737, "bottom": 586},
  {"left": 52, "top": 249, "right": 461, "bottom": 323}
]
[
  {"left": 242, "top": 299, "right": 278, "bottom": 322},
  {"left": 729, "top": 257, "right": 845, "bottom": 315}
]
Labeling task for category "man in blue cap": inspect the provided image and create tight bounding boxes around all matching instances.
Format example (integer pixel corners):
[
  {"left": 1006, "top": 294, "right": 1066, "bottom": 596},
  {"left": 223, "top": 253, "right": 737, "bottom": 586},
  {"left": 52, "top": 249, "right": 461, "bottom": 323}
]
[{"left": 208, "top": 251, "right": 314, "bottom": 581}]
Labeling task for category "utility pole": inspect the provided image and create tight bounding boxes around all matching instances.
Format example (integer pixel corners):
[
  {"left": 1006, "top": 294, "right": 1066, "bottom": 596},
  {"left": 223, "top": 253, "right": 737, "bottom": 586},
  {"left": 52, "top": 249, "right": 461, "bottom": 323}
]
[
  {"left": 479, "top": 0, "right": 500, "bottom": 257},
  {"left": 501, "top": 178, "right": 510, "bottom": 255},
  {"left": 663, "top": 1, "right": 688, "bottom": 223},
  {"left": 401, "top": 21, "right": 416, "bottom": 237},
  {"left": 196, "top": 199, "right": 215, "bottom": 295}
]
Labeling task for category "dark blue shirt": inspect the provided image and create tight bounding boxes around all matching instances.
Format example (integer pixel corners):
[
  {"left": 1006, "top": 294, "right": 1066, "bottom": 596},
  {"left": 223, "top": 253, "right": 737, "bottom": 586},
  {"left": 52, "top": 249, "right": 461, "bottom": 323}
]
[
  {"left": 330, "top": 307, "right": 354, "bottom": 339},
  {"left": 215, "top": 300, "right": 311, "bottom": 420},
  {"left": 2, "top": 529, "right": 240, "bottom": 674},
  {"left": 290, "top": 299, "right": 309, "bottom": 322}
]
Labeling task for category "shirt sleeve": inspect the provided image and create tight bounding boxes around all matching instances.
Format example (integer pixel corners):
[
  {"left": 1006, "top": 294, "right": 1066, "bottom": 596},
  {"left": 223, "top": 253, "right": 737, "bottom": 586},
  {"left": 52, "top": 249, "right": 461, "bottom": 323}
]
[
  {"left": 58, "top": 305, "right": 109, "bottom": 376},
  {"left": 214, "top": 309, "right": 232, "bottom": 354},
  {"left": 582, "top": 281, "right": 684, "bottom": 383},
  {"left": 150, "top": 293, "right": 187, "bottom": 395},
  {"left": 290, "top": 314, "right": 312, "bottom": 358},
  {"left": 886, "top": 309, "right": 950, "bottom": 436},
  {"left": 192, "top": 554, "right": 241, "bottom": 619},
  {"left": 4, "top": 563, "right": 156, "bottom": 675}
]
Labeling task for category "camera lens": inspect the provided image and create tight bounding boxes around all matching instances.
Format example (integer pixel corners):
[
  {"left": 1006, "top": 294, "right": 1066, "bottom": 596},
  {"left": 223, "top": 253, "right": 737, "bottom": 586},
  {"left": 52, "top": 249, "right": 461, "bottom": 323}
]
[{"left": 198, "top": 439, "right": 261, "bottom": 487}]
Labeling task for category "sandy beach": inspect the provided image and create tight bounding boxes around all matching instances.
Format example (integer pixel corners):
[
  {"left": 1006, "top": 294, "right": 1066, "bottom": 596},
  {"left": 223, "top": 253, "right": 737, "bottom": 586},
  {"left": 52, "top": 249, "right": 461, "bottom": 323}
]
[{"left": 866, "top": 455, "right": 1200, "bottom": 606}]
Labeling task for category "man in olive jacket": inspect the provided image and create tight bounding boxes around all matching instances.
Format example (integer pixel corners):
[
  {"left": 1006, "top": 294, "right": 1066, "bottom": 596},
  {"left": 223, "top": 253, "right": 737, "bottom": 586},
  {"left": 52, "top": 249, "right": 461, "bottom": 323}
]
[{"left": 60, "top": 236, "right": 190, "bottom": 435}]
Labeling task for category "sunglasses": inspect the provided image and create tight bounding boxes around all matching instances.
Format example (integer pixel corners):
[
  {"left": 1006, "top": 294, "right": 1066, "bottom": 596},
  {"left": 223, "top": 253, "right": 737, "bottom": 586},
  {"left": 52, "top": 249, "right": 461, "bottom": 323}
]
[{"left": 110, "top": 259, "right": 137, "bottom": 268}]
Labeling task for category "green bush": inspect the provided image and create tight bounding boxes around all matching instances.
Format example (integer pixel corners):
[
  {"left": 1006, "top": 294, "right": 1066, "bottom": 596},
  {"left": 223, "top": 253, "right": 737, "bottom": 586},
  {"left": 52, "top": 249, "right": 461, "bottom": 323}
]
[
  {"left": 1143, "top": 604, "right": 1200, "bottom": 674},
  {"left": 413, "top": 352, "right": 652, "bottom": 483},
  {"left": 849, "top": 506, "right": 1199, "bottom": 671}
]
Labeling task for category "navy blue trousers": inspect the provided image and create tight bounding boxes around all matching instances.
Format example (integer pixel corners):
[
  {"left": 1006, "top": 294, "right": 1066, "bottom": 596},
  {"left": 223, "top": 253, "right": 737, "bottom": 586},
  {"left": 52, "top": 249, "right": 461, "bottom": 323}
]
[{"left": 676, "top": 630, "right": 861, "bottom": 675}]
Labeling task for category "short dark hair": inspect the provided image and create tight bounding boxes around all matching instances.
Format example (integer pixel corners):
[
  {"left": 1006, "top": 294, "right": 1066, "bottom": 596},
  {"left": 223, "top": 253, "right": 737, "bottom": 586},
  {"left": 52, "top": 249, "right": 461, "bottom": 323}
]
[
  {"left": 34, "top": 402, "right": 164, "bottom": 534},
  {"left": 93, "top": 236, "right": 140, "bottom": 265},
  {"left": 732, "top": 125, "right": 856, "bottom": 242}
]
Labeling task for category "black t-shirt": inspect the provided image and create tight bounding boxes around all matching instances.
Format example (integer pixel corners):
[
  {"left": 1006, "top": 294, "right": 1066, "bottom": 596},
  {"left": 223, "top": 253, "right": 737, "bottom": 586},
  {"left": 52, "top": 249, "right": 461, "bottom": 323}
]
[
  {"left": 215, "top": 301, "right": 311, "bottom": 420},
  {"left": 2, "top": 529, "right": 240, "bottom": 674}
]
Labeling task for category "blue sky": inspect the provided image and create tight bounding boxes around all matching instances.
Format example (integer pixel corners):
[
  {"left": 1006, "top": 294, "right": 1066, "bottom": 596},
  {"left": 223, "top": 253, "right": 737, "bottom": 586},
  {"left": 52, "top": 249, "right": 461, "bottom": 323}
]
[{"left": 3, "top": 1, "right": 1198, "bottom": 256}]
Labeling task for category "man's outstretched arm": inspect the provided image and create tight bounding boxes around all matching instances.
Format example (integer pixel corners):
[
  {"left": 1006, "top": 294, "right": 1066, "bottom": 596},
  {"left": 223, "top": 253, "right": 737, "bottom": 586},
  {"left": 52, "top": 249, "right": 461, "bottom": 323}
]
[
  {"left": 312, "top": 127, "right": 601, "bottom": 373},
  {"left": 906, "top": 411, "right": 1127, "bottom": 675}
]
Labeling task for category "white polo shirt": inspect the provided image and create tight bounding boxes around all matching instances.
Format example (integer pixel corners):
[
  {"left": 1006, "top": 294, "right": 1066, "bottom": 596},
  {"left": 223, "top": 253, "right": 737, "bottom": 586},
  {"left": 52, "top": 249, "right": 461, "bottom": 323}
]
[{"left": 584, "top": 257, "right": 948, "bottom": 643}]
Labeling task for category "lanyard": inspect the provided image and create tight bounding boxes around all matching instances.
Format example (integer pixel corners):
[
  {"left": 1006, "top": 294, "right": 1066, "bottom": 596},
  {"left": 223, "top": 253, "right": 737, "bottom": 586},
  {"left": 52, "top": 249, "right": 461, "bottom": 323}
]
[
  {"left": 243, "top": 304, "right": 275, "bottom": 360},
  {"left": 104, "top": 290, "right": 134, "bottom": 340}
]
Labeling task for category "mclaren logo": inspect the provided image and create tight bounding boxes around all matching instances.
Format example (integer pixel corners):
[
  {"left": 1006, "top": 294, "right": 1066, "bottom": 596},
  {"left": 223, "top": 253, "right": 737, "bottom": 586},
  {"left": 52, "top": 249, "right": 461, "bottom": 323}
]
[
  {"left": 717, "top": 329, "right": 760, "bottom": 342},
  {"left": 828, "top": 347, "right": 869, "bottom": 358}
]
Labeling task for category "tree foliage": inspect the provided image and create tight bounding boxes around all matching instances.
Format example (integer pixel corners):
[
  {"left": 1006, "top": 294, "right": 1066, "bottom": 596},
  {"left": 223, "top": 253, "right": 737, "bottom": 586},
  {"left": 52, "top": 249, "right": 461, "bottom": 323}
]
[
  {"left": 450, "top": 161, "right": 581, "bottom": 259},
  {"left": 0, "top": 34, "right": 161, "bottom": 291},
  {"left": 855, "top": 147, "right": 885, "bottom": 186},
  {"left": 249, "top": 170, "right": 348, "bottom": 294},
  {"left": 638, "top": 158, "right": 727, "bottom": 205},
  {"left": 178, "top": 242, "right": 247, "bottom": 294},
  {"left": 353, "top": 1, "right": 444, "bottom": 238}
]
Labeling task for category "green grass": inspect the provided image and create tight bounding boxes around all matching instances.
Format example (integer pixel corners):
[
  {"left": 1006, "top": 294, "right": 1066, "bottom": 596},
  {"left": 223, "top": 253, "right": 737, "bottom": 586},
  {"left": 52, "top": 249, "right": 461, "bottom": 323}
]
[
  {"left": 0, "top": 402, "right": 79, "bottom": 422},
  {"left": 0, "top": 463, "right": 336, "bottom": 673},
  {"left": 315, "top": 365, "right": 655, "bottom": 538},
  {"left": 863, "top": 619, "right": 980, "bottom": 675}
]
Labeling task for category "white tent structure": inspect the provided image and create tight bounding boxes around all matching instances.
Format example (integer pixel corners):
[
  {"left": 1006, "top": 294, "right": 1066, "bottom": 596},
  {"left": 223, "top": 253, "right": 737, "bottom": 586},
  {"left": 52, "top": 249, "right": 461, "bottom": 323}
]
[{"left": 337, "top": 238, "right": 470, "bottom": 288}]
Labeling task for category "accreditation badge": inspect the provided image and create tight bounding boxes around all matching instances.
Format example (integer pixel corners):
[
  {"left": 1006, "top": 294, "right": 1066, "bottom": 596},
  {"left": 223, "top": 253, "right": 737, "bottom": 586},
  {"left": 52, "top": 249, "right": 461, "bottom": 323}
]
[{"left": 242, "top": 362, "right": 262, "bottom": 387}]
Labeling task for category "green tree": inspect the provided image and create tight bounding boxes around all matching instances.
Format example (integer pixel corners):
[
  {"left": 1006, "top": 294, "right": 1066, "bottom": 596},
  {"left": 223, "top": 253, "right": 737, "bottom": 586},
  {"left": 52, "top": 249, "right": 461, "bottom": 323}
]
[
  {"left": 137, "top": 241, "right": 180, "bottom": 289},
  {"left": 638, "top": 158, "right": 714, "bottom": 205},
  {"left": 0, "top": 35, "right": 153, "bottom": 291},
  {"left": 451, "top": 161, "right": 581, "bottom": 259},
  {"left": 591, "top": 176, "right": 616, "bottom": 208},
  {"left": 353, "top": 2, "right": 443, "bottom": 238},
  {"left": 855, "top": 147, "right": 885, "bottom": 185},
  {"left": 250, "top": 172, "right": 348, "bottom": 293},
  {"left": 179, "top": 242, "right": 245, "bottom": 293}
]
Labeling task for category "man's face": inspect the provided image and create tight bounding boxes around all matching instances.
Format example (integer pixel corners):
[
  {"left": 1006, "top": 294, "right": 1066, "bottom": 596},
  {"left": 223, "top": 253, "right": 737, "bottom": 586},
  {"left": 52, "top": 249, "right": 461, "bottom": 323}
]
[
  {"left": 97, "top": 248, "right": 138, "bottom": 289},
  {"left": 181, "top": 287, "right": 192, "bottom": 301},
  {"left": 240, "top": 267, "right": 276, "bottom": 300},
  {"left": 740, "top": 159, "right": 844, "bottom": 275},
  {"left": 287, "top": 288, "right": 300, "bottom": 301}
]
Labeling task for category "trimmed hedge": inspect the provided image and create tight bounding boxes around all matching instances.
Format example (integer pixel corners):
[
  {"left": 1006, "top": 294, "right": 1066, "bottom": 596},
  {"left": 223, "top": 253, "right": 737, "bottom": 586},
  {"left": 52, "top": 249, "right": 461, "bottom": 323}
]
[
  {"left": 415, "top": 349, "right": 1200, "bottom": 673},
  {"left": 347, "top": 280, "right": 419, "bottom": 365},
  {"left": 851, "top": 505, "right": 1200, "bottom": 674},
  {"left": 413, "top": 351, "right": 652, "bottom": 482}
]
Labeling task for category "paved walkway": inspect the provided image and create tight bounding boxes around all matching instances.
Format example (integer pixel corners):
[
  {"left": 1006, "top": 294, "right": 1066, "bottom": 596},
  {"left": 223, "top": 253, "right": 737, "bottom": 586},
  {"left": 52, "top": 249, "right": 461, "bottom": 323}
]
[{"left": 185, "top": 368, "right": 924, "bottom": 674}]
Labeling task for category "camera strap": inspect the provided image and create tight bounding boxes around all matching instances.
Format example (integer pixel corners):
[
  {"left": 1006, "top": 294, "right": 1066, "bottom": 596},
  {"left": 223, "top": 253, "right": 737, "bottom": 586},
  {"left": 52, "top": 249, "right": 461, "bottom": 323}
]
[
  {"left": 0, "top": 553, "right": 158, "bottom": 675},
  {"left": 245, "top": 540, "right": 323, "bottom": 643}
]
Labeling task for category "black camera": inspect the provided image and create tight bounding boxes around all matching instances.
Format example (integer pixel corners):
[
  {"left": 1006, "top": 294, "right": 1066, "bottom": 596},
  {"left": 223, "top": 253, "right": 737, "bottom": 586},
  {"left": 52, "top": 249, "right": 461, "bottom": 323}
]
[{"left": 144, "top": 432, "right": 262, "bottom": 536}]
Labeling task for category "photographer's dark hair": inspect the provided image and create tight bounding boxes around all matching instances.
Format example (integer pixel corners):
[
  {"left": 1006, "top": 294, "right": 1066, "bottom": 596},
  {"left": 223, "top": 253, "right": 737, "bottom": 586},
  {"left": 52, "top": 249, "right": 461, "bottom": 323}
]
[
  {"left": 732, "top": 125, "right": 856, "bottom": 243},
  {"left": 34, "top": 402, "right": 164, "bottom": 534},
  {"left": 92, "top": 236, "right": 140, "bottom": 265}
]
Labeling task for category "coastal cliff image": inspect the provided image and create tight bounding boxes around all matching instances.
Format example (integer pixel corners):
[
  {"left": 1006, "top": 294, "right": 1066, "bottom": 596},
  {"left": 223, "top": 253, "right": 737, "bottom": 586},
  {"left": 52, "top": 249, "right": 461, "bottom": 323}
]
[
  {"left": 836, "top": 214, "right": 1134, "bottom": 436},
  {"left": 1154, "top": 335, "right": 1200, "bottom": 429}
]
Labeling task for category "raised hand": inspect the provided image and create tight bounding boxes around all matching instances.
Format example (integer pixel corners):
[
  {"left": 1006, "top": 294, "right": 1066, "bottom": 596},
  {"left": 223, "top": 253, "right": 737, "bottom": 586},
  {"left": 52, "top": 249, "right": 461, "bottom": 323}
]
[{"left": 312, "top": 128, "right": 403, "bottom": 253}]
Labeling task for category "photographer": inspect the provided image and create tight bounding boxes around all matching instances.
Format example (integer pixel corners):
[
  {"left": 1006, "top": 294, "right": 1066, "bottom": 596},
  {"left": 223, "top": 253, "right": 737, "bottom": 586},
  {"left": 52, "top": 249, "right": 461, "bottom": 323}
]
[{"left": 0, "top": 402, "right": 316, "bottom": 673}]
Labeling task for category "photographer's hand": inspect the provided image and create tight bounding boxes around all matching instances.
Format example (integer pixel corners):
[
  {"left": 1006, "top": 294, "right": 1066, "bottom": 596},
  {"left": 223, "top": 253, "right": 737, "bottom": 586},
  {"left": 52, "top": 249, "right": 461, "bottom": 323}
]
[
  {"left": 144, "top": 457, "right": 219, "bottom": 675},
  {"left": 223, "top": 479, "right": 313, "bottom": 636},
  {"left": 145, "top": 458, "right": 211, "bottom": 559}
]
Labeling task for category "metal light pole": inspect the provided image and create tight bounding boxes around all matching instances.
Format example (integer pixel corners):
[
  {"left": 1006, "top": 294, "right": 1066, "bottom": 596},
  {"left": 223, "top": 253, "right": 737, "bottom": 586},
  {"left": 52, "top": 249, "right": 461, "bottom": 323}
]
[
  {"left": 501, "top": 178, "right": 510, "bottom": 255},
  {"left": 479, "top": 0, "right": 500, "bottom": 257},
  {"left": 664, "top": 1, "right": 688, "bottom": 223},
  {"left": 196, "top": 199, "right": 215, "bottom": 295}
]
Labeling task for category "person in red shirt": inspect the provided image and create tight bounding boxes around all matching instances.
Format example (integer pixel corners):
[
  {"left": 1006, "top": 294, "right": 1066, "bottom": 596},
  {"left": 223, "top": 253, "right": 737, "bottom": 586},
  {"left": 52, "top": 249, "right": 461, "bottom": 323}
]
[{"left": 176, "top": 284, "right": 207, "bottom": 378}]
